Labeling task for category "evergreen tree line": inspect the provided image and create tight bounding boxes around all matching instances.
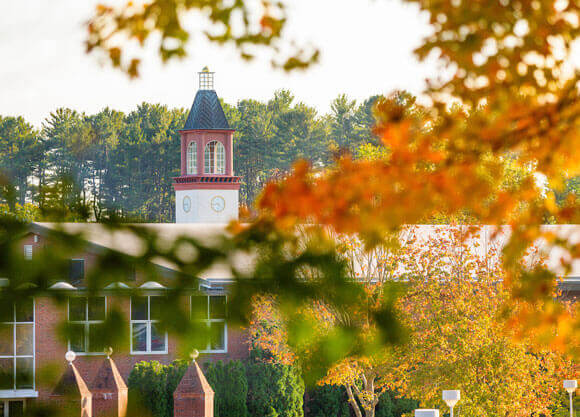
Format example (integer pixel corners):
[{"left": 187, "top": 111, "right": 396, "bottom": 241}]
[{"left": 0, "top": 91, "right": 382, "bottom": 222}]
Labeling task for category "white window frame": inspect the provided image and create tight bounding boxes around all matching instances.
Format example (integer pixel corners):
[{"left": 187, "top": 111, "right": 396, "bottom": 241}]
[
  {"left": 0, "top": 299, "right": 35, "bottom": 393},
  {"left": 130, "top": 296, "right": 168, "bottom": 355},
  {"left": 23, "top": 245, "right": 32, "bottom": 260},
  {"left": 0, "top": 399, "right": 26, "bottom": 416},
  {"left": 186, "top": 141, "right": 197, "bottom": 175},
  {"left": 191, "top": 295, "right": 227, "bottom": 353},
  {"left": 67, "top": 296, "right": 107, "bottom": 356},
  {"left": 204, "top": 141, "right": 226, "bottom": 175}
]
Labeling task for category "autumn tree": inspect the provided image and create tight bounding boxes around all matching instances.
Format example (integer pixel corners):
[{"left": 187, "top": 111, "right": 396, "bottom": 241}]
[
  {"left": 394, "top": 226, "right": 574, "bottom": 417},
  {"left": 249, "top": 226, "right": 574, "bottom": 417}
]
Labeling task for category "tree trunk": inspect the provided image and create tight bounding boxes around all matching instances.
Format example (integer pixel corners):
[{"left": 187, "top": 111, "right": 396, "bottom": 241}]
[
  {"left": 18, "top": 177, "right": 27, "bottom": 206},
  {"left": 362, "top": 373, "right": 377, "bottom": 417},
  {"left": 346, "top": 384, "right": 363, "bottom": 417}
]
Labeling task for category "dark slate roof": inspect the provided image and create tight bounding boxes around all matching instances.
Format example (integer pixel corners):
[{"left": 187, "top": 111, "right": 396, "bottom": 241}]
[{"left": 183, "top": 90, "right": 231, "bottom": 130}]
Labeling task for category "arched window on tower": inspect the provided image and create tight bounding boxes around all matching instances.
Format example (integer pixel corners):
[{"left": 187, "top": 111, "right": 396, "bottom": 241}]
[
  {"left": 204, "top": 141, "right": 225, "bottom": 174},
  {"left": 187, "top": 141, "right": 197, "bottom": 174}
]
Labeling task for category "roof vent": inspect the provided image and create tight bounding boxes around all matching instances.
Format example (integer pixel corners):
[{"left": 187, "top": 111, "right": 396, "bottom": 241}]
[
  {"left": 105, "top": 282, "right": 131, "bottom": 290},
  {"left": 140, "top": 281, "right": 166, "bottom": 290},
  {"left": 50, "top": 281, "right": 77, "bottom": 290}
]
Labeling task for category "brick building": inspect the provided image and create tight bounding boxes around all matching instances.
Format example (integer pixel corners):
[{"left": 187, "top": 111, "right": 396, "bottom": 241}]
[{"left": 0, "top": 68, "right": 248, "bottom": 415}]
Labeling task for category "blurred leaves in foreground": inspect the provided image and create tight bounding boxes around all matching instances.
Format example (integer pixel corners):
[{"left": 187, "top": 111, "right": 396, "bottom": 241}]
[{"left": 85, "top": 0, "right": 319, "bottom": 77}]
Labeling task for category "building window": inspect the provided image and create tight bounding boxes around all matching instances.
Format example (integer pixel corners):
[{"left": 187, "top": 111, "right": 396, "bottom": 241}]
[
  {"left": 127, "top": 266, "right": 136, "bottom": 282},
  {"left": 68, "top": 297, "right": 106, "bottom": 354},
  {"left": 130, "top": 296, "right": 167, "bottom": 354},
  {"left": 186, "top": 141, "right": 197, "bottom": 175},
  {"left": 0, "top": 298, "right": 34, "bottom": 391},
  {"left": 23, "top": 246, "right": 32, "bottom": 260},
  {"left": 69, "top": 259, "right": 84, "bottom": 285},
  {"left": 204, "top": 141, "right": 225, "bottom": 175},
  {"left": 191, "top": 295, "right": 227, "bottom": 353},
  {"left": 0, "top": 400, "right": 25, "bottom": 417}
]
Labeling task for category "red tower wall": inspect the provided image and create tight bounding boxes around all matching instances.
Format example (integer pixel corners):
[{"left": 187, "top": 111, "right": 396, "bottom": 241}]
[{"left": 179, "top": 130, "right": 234, "bottom": 176}]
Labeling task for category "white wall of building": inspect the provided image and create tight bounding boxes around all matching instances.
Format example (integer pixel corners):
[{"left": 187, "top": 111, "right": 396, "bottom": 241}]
[{"left": 175, "top": 189, "right": 239, "bottom": 223}]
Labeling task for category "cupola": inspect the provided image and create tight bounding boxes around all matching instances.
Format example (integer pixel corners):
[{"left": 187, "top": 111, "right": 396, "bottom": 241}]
[{"left": 172, "top": 68, "right": 241, "bottom": 223}]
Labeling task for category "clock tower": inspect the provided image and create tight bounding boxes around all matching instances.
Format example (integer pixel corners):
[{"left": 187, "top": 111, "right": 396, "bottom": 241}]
[{"left": 173, "top": 67, "right": 240, "bottom": 223}]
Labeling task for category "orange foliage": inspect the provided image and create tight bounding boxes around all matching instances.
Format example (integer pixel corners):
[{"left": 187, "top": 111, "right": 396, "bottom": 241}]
[{"left": 253, "top": 0, "right": 580, "bottom": 347}]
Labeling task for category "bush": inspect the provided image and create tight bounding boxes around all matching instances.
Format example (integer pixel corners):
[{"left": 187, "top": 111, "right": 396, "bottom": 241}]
[
  {"left": 375, "top": 391, "right": 418, "bottom": 417},
  {"left": 205, "top": 360, "right": 249, "bottom": 417},
  {"left": 246, "top": 358, "right": 305, "bottom": 417},
  {"left": 305, "top": 385, "right": 416, "bottom": 417},
  {"left": 127, "top": 361, "right": 168, "bottom": 417},
  {"left": 127, "top": 360, "right": 188, "bottom": 417},
  {"left": 305, "top": 384, "right": 350, "bottom": 417}
]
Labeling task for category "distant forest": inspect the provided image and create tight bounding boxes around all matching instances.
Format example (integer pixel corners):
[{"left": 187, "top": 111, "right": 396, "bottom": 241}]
[{"left": 0, "top": 90, "right": 384, "bottom": 222}]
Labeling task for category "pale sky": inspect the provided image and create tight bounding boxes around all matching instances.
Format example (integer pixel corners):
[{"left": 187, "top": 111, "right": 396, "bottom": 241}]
[{"left": 0, "top": 0, "right": 434, "bottom": 127}]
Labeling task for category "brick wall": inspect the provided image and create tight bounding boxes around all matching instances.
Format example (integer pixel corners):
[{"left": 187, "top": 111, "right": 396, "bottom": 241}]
[
  {"left": 18, "top": 230, "right": 250, "bottom": 411},
  {"left": 34, "top": 296, "right": 248, "bottom": 404}
]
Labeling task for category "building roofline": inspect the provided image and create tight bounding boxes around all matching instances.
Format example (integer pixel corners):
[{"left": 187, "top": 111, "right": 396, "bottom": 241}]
[{"left": 28, "top": 223, "right": 199, "bottom": 282}]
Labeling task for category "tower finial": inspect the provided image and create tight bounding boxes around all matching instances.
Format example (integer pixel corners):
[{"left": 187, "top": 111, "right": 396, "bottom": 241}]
[
  {"left": 104, "top": 346, "right": 113, "bottom": 359},
  {"left": 198, "top": 67, "right": 214, "bottom": 90},
  {"left": 65, "top": 350, "right": 76, "bottom": 364}
]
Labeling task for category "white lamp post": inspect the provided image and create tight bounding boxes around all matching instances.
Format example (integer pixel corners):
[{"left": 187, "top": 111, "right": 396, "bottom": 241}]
[
  {"left": 443, "top": 390, "right": 460, "bottom": 417},
  {"left": 564, "top": 380, "right": 577, "bottom": 417}
]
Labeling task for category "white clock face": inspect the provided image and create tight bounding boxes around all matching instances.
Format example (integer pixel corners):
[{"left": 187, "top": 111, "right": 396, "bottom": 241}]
[
  {"left": 211, "top": 196, "right": 225, "bottom": 212},
  {"left": 183, "top": 196, "right": 191, "bottom": 213}
]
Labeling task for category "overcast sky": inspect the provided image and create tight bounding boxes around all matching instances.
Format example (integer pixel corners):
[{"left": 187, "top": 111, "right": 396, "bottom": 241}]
[{"left": 0, "top": 0, "right": 434, "bottom": 127}]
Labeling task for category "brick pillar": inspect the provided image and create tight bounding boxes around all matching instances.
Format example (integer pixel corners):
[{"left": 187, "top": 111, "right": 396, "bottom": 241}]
[
  {"left": 173, "top": 360, "right": 214, "bottom": 417},
  {"left": 50, "top": 356, "right": 92, "bottom": 417},
  {"left": 90, "top": 356, "right": 128, "bottom": 417}
]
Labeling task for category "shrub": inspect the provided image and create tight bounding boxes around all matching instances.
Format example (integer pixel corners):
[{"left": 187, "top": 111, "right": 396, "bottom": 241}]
[
  {"left": 246, "top": 357, "right": 305, "bottom": 417},
  {"left": 305, "top": 385, "right": 416, "bottom": 417},
  {"left": 305, "top": 384, "right": 350, "bottom": 417},
  {"left": 127, "top": 361, "right": 168, "bottom": 417},
  {"left": 205, "top": 360, "right": 249, "bottom": 417},
  {"left": 127, "top": 360, "right": 188, "bottom": 417},
  {"left": 375, "top": 391, "right": 418, "bottom": 417}
]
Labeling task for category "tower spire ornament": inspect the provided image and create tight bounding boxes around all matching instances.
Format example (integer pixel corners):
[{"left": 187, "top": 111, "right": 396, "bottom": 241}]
[{"left": 199, "top": 66, "right": 215, "bottom": 90}]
